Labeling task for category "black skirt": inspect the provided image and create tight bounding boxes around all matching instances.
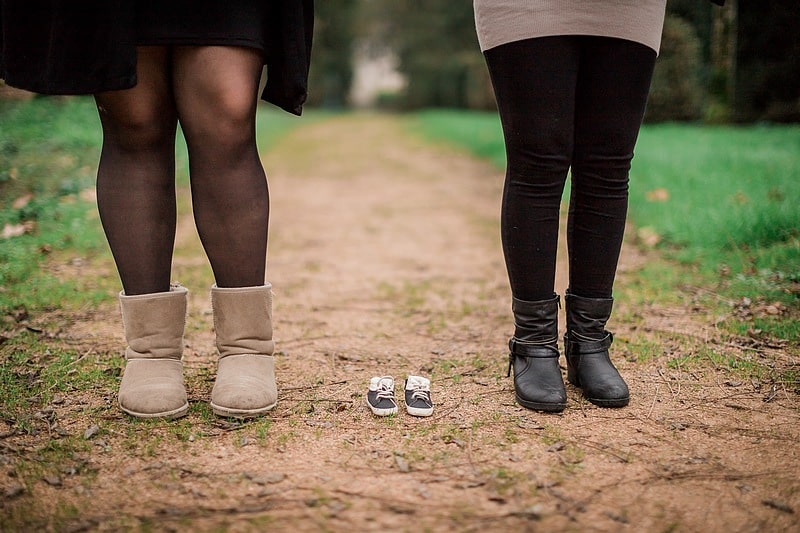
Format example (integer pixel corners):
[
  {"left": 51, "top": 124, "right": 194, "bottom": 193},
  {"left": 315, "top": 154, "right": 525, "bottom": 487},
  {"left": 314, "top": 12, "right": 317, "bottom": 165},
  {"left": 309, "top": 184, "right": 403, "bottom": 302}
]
[
  {"left": 0, "top": 0, "right": 314, "bottom": 115},
  {"left": 136, "top": 0, "right": 268, "bottom": 55}
]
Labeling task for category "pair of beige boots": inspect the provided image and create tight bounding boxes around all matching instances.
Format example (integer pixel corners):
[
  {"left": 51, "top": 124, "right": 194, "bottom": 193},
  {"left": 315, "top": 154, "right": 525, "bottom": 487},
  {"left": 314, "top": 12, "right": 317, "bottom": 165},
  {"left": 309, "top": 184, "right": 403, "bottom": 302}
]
[{"left": 117, "top": 283, "right": 276, "bottom": 419}]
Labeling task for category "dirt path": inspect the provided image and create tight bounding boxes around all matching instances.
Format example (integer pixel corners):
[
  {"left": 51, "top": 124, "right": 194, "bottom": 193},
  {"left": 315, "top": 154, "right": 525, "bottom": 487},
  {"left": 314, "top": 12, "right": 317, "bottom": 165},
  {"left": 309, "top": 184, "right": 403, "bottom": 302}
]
[{"left": 3, "top": 114, "right": 799, "bottom": 531}]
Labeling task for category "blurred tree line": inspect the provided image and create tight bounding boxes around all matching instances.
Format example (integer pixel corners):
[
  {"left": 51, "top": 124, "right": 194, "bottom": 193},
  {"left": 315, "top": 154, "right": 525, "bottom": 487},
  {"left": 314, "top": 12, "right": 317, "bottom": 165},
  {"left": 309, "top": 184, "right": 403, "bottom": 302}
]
[{"left": 308, "top": 0, "right": 799, "bottom": 123}]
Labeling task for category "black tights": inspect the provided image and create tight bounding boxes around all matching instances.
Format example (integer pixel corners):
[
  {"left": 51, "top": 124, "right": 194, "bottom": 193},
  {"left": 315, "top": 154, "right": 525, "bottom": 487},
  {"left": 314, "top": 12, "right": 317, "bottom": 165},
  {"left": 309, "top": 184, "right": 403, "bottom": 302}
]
[
  {"left": 485, "top": 36, "right": 656, "bottom": 301},
  {"left": 95, "top": 46, "right": 268, "bottom": 295}
]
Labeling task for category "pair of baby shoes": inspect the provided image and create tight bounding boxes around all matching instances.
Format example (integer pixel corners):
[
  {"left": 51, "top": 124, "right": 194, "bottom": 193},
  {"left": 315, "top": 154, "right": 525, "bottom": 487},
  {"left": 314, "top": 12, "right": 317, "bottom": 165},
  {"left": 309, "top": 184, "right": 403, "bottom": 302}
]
[{"left": 367, "top": 375, "right": 433, "bottom": 417}]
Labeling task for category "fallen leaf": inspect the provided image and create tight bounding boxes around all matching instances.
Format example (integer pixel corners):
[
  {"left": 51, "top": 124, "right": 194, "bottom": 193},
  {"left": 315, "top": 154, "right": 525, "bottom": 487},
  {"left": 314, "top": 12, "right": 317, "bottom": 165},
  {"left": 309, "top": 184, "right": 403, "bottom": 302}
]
[
  {"left": 43, "top": 474, "right": 62, "bottom": 486},
  {"left": 5, "top": 484, "right": 24, "bottom": 499},
  {"left": 637, "top": 227, "right": 661, "bottom": 247},
  {"left": 517, "top": 419, "right": 545, "bottom": 430},
  {"left": 12, "top": 193, "right": 32, "bottom": 209},
  {"left": 83, "top": 424, "right": 100, "bottom": 440},
  {"left": 646, "top": 188, "right": 670, "bottom": 202},
  {"left": 1, "top": 223, "right": 29, "bottom": 239},
  {"left": 513, "top": 504, "right": 543, "bottom": 520},
  {"left": 762, "top": 499, "right": 794, "bottom": 514},
  {"left": 443, "top": 435, "right": 465, "bottom": 448}
]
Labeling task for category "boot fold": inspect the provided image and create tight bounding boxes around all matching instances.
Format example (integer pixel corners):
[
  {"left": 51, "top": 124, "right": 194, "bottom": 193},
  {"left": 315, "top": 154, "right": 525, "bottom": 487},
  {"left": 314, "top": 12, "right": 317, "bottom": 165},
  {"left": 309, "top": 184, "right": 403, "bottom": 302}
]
[
  {"left": 212, "top": 284, "right": 274, "bottom": 357},
  {"left": 508, "top": 294, "right": 566, "bottom": 412},
  {"left": 210, "top": 284, "right": 277, "bottom": 418},
  {"left": 565, "top": 293, "right": 613, "bottom": 339},
  {"left": 564, "top": 291, "right": 629, "bottom": 407},
  {"left": 118, "top": 286, "right": 189, "bottom": 418}
]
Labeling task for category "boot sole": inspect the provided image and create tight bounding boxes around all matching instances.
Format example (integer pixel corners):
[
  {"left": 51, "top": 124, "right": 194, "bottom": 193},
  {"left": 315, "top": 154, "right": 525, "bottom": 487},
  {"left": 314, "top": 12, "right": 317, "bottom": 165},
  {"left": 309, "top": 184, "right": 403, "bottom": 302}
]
[
  {"left": 515, "top": 394, "right": 566, "bottom": 413},
  {"left": 586, "top": 396, "right": 629, "bottom": 408},
  {"left": 211, "top": 401, "right": 277, "bottom": 419},
  {"left": 120, "top": 401, "right": 190, "bottom": 419}
]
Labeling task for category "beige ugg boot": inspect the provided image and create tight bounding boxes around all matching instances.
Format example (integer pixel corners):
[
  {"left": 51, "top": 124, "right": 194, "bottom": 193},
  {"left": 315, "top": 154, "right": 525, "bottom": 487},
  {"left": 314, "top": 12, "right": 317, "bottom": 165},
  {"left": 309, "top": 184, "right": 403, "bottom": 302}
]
[
  {"left": 118, "top": 285, "right": 189, "bottom": 419},
  {"left": 210, "top": 284, "right": 277, "bottom": 418}
]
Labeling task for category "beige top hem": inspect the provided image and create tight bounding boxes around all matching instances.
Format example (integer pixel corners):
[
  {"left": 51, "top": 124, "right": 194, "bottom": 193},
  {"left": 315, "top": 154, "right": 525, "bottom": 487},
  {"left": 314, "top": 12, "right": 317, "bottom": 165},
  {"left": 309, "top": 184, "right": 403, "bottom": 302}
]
[{"left": 474, "top": 0, "right": 667, "bottom": 54}]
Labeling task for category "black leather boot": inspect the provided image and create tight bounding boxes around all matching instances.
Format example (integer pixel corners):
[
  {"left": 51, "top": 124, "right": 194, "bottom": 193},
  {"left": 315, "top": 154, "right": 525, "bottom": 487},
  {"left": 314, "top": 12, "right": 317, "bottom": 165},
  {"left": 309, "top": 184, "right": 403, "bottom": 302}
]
[
  {"left": 564, "top": 291, "right": 629, "bottom": 407},
  {"left": 507, "top": 294, "right": 566, "bottom": 412}
]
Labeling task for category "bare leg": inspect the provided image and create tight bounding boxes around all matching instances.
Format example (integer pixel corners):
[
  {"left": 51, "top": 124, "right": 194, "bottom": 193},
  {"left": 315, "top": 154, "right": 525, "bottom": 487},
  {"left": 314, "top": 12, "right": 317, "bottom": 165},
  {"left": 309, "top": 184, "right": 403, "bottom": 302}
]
[{"left": 95, "top": 46, "right": 178, "bottom": 295}]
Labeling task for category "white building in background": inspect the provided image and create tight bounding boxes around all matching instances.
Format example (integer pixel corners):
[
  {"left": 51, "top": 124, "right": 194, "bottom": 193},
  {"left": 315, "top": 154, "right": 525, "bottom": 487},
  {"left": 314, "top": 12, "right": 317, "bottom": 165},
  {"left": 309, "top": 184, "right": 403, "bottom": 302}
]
[{"left": 349, "top": 42, "right": 406, "bottom": 108}]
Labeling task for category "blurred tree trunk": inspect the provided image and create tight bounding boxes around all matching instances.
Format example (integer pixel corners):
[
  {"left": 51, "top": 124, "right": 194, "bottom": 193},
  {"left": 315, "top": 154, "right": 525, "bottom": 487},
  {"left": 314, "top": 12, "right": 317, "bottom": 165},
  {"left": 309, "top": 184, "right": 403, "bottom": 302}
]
[
  {"left": 730, "top": 2, "right": 800, "bottom": 121},
  {"left": 710, "top": 0, "right": 736, "bottom": 120},
  {"left": 308, "top": 1, "right": 358, "bottom": 108}
]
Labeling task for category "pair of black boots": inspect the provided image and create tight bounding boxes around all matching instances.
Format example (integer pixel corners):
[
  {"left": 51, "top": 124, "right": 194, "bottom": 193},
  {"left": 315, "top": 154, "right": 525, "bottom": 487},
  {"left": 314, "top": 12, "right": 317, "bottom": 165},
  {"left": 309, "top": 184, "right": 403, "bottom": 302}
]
[{"left": 507, "top": 291, "right": 629, "bottom": 412}]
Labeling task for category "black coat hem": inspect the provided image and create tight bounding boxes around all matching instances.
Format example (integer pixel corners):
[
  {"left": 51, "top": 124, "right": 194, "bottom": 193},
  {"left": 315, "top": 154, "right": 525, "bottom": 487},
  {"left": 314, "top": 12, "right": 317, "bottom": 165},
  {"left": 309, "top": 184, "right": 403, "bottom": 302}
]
[{"left": 0, "top": 0, "right": 313, "bottom": 116}]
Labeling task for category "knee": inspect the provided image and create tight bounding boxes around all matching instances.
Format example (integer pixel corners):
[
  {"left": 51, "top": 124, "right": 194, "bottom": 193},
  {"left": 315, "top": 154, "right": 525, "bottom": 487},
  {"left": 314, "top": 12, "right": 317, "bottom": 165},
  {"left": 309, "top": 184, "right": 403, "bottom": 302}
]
[
  {"left": 510, "top": 149, "right": 571, "bottom": 178},
  {"left": 571, "top": 151, "right": 632, "bottom": 195},
  {"left": 98, "top": 101, "right": 175, "bottom": 152},
  {"left": 182, "top": 90, "right": 257, "bottom": 151},
  {"left": 505, "top": 138, "right": 571, "bottom": 194},
  {"left": 572, "top": 153, "right": 633, "bottom": 185},
  {"left": 505, "top": 126, "right": 571, "bottom": 174}
]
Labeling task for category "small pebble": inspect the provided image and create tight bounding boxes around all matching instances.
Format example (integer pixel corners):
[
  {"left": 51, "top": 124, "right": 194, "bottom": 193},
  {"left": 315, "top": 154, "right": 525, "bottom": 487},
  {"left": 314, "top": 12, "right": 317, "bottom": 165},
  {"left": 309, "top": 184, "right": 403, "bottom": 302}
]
[
  {"left": 395, "top": 455, "right": 410, "bottom": 473},
  {"left": 244, "top": 471, "right": 286, "bottom": 485}
]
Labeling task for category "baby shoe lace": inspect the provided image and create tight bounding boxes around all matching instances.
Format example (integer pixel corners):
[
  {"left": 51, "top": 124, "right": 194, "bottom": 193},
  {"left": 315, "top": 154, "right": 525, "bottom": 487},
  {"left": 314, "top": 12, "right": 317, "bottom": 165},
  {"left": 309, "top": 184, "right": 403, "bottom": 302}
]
[
  {"left": 408, "top": 382, "right": 431, "bottom": 403},
  {"left": 375, "top": 377, "right": 395, "bottom": 400}
]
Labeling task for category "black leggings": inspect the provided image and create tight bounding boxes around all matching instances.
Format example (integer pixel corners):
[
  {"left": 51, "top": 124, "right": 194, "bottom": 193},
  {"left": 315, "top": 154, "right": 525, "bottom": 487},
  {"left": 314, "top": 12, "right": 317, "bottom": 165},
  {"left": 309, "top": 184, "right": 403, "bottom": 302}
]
[{"left": 484, "top": 36, "right": 656, "bottom": 301}]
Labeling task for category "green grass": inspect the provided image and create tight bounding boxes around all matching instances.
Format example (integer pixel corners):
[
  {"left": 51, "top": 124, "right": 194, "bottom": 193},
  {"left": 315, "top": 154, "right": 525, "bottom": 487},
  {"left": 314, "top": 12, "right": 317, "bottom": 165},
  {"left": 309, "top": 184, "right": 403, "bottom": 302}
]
[
  {"left": 0, "top": 97, "right": 110, "bottom": 315},
  {"left": 0, "top": 330, "right": 120, "bottom": 432},
  {"left": 632, "top": 125, "right": 799, "bottom": 252},
  {"left": 0, "top": 97, "right": 102, "bottom": 202},
  {"left": 624, "top": 124, "right": 798, "bottom": 340},
  {"left": 412, "top": 109, "right": 800, "bottom": 341},
  {"left": 409, "top": 109, "right": 506, "bottom": 169}
]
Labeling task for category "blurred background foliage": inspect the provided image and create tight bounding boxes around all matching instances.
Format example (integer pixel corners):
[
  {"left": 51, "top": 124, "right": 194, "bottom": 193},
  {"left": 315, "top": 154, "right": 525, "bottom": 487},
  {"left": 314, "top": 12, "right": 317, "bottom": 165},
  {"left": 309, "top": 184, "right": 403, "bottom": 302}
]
[{"left": 309, "top": 0, "right": 799, "bottom": 123}]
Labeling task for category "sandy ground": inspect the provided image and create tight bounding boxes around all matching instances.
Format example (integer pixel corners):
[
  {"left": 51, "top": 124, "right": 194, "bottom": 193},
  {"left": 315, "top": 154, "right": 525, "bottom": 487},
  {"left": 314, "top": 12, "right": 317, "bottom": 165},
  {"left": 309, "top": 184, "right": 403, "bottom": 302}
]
[{"left": 1, "top": 113, "right": 798, "bottom": 532}]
